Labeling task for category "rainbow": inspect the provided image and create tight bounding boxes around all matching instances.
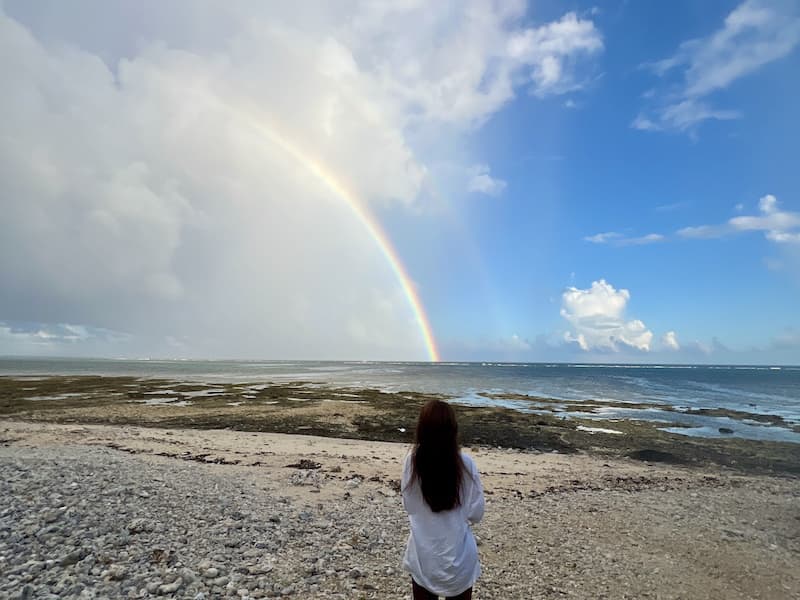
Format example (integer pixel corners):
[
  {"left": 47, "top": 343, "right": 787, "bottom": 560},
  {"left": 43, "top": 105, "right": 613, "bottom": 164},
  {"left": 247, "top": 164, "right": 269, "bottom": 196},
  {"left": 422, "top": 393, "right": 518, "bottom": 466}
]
[{"left": 229, "top": 104, "right": 440, "bottom": 362}]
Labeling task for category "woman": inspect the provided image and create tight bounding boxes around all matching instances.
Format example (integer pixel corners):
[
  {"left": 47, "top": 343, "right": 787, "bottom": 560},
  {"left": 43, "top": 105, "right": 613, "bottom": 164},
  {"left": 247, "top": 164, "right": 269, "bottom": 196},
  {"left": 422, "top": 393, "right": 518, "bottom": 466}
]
[{"left": 402, "top": 399, "right": 485, "bottom": 600}]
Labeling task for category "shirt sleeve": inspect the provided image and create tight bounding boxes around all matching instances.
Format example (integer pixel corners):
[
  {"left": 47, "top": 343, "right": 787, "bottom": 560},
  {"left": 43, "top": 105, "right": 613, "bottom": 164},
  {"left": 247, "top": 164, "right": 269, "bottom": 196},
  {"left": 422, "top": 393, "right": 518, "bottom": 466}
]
[{"left": 465, "top": 457, "right": 485, "bottom": 524}]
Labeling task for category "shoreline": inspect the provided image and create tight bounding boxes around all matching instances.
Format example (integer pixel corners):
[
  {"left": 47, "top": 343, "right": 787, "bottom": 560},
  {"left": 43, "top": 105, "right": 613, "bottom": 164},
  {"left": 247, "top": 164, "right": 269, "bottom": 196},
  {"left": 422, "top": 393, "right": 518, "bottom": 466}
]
[
  {"left": 1, "top": 375, "right": 798, "bottom": 477},
  {"left": 2, "top": 420, "right": 799, "bottom": 599}
]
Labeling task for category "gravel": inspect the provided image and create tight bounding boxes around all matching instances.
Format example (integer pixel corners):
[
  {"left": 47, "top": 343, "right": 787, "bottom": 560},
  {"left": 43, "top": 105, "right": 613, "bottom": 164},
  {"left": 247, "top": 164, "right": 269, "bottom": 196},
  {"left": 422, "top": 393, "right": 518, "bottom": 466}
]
[
  {"left": 0, "top": 445, "right": 411, "bottom": 599},
  {"left": 1, "top": 430, "right": 798, "bottom": 599}
]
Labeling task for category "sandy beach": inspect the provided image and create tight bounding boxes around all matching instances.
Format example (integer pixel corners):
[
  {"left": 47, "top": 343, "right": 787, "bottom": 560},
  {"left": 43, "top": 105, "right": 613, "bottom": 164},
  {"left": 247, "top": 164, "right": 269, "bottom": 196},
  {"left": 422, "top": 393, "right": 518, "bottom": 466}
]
[{"left": 2, "top": 418, "right": 798, "bottom": 599}]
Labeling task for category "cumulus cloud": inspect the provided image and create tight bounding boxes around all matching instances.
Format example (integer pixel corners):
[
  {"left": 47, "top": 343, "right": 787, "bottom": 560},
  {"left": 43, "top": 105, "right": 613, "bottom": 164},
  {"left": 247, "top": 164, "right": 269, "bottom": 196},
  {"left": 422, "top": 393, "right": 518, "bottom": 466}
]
[
  {"left": 0, "top": 2, "right": 603, "bottom": 359},
  {"left": 504, "top": 334, "right": 531, "bottom": 352},
  {"left": 506, "top": 11, "right": 603, "bottom": 96},
  {"left": 661, "top": 331, "right": 680, "bottom": 351},
  {"left": 633, "top": 0, "right": 800, "bottom": 133},
  {"left": 339, "top": 2, "right": 603, "bottom": 127},
  {"left": 678, "top": 194, "right": 800, "bottom": 243},
  {"left": 560, "top": 280, "right": 654, "bottom": 352},
  {"left": 466, "top": 164, "right": 507, "bottom": 196}
]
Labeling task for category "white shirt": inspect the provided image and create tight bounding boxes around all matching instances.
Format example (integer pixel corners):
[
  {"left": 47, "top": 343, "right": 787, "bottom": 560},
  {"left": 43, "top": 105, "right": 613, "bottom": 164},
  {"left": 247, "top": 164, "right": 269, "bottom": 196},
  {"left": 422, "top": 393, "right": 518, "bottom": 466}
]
[{"left": 401, "top": 452, "right": 485, "bottom": 597}]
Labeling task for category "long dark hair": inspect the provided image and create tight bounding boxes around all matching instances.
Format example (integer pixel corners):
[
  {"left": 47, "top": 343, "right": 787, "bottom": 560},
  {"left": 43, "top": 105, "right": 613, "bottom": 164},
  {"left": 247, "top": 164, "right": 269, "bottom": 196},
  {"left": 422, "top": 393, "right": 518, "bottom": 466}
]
[{"left": 410, "top": 399, "right": 465, "bottom": 513}]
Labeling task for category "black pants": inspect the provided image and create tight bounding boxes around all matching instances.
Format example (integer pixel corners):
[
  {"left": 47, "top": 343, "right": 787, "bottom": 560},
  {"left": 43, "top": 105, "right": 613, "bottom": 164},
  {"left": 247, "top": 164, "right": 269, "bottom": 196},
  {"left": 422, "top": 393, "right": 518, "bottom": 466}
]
[{"left": 412, "top": 578, "right": 473, "bottom": 600}]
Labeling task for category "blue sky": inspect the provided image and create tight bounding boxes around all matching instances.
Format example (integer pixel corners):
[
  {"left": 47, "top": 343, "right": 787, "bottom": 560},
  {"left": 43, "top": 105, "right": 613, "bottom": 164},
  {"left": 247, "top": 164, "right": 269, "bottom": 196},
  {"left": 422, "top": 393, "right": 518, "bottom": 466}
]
[
  {"left": 387, "top": 0, "right": 800, "bottom": 363},
  {"left": 1, "top": 0, "right": 799, "bottom": 363}
]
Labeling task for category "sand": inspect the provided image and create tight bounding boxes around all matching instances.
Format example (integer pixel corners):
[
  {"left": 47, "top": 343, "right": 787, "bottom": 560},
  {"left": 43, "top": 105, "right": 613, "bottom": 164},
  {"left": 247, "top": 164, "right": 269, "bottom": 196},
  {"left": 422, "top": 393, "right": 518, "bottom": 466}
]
[{"left": 2, "top": 419, "right": 798, "bottom": 599}]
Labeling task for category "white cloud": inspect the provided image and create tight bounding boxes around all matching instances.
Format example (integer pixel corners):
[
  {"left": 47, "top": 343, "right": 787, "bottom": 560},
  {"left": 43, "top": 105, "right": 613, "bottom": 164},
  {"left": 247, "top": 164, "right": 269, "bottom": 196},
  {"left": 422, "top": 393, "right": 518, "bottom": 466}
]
[
  {"left": 631, "top": 115, "right": 659, "bottom": 131},
  {"left": 678, "top": 194, "right": 800, "bottom": 244},
  {"left": 0, "top": 322, "right": 130, "bottom": 355},
  {"left": 634, "top": 100, "right": 741, "bottom": 133},
  {"left": 505, "top": 334, "right": 531, "bottom": 351},
  {"left": 634, "top": 0, "right": 800, "bottom": 133},
  {"left": 584, "top": 232, "right": 622, "bottom": 244},
  {"left": 661, "top": 331, "right": 680, "bottom": 351},
  {"left": 584, "top": 232, "right": 666, "bottom": 246},
  {"left": 625, "top": 234, "right": 666, "bottom": 245},
  {"left": 0, "top": 2, "right": 607, "bottom": 359},
  {"left": 677, "top": 224, "right": 728, "bottom": 239},
  {"left": 759, "top": 194, "right": 778, "bottom": 213},
  {"left": 560, "top": 280, "right": 654, "bottom": 352},
  {"left": 507, "top": 11, "right": 603, "bottom": 97},
  {"left": 341, "top": 2, "right": 602, "bottom": 126},
  {"left": 583, "top": 194, "right": 799, "bottom": 255},
  {"left": 0, "top": 2, "right": 606, "bottom": 359},
  {"left": 467, "top": 164, "right": 507, "bottom": 196}
]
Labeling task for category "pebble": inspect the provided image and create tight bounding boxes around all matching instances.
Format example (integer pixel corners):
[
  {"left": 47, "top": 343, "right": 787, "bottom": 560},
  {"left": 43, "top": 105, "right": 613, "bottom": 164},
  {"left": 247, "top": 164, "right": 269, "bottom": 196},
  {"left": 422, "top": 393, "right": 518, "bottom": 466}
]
[
  {"left": 1, "top": 434, "right": 797, "bottom": 599},
  {"left": 157, "top": 580, "right": 182, "bottom": 595},
  {"left": 127, "top": 518, "right": 154, "bottom": 534}
]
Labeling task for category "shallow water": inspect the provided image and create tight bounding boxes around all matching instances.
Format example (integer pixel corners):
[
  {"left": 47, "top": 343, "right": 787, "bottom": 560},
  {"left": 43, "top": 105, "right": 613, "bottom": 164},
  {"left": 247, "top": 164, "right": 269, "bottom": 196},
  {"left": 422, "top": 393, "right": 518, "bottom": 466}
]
[{"left": 2, "top": 357, "right": 798, "bottom": 442}]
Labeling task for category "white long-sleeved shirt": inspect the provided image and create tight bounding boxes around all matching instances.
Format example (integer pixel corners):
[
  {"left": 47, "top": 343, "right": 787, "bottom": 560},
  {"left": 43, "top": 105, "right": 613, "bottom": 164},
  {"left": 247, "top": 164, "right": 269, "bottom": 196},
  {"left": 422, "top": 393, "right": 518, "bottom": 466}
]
[{"left": 401, "top": 451, "right": 485, "bottom": 597}]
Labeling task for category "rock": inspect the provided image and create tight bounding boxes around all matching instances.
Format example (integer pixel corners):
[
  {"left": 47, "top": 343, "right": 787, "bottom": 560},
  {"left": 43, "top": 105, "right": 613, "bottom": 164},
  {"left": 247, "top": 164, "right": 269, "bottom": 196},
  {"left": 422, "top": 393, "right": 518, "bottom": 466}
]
[
  {"left": 107, "top": 565, "right": 127, "bottom": 581},
  {"left": 145, "top": 581, "right": 161, "bottom": 594},
  {"left": 718, "top": 427, "right": 734, "bottom": 434},
  {"left": 42, "top": 510, "right": 60, "bottom": 523},
  {"left": 285, "top": 459, "right": 321, "bottom": 470},
  {"left": 157, "top": 580, "right": 182, "bottom": 595},
  {"left": 179, "top": 568, "right": 197, "bottom": 584},
  {"left": 289, "top": 470, "right": 320, "bottom": 487},
  {"left": 163, "top": 571, "right": 180, "bottom": 584},
  {"left": 203, "top": 568, "right": 219, "bottom": 579},
  {"left": 127, "top": 518, "right": 155, "bottom": 534},
  {"left": 344, "top": 478, "right": 362, "bottom": 489},
  {"left": 59, "top": 549, "right": 86, "bottom": 566}
]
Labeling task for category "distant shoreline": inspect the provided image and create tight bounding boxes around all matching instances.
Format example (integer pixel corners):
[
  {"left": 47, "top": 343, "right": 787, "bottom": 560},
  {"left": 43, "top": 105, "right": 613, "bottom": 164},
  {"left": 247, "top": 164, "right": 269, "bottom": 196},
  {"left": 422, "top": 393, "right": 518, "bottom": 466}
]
[{"left": 3, "top": 355, "right": 800, "bottom": 367}]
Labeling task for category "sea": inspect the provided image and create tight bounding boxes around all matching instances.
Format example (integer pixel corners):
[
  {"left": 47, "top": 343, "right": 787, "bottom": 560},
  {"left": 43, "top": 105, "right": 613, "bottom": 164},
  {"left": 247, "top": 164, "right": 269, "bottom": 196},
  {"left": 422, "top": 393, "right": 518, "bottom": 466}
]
[{"left": 2, "top": 357, "right": 799, "bottom": 444}]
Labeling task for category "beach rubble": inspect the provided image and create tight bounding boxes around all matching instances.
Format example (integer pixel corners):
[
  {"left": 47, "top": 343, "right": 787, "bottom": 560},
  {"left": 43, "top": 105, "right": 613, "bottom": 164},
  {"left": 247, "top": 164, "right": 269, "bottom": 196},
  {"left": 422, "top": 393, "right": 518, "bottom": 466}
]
[{"left": 0, "top": 421, "right": 798, "bottom": 599}]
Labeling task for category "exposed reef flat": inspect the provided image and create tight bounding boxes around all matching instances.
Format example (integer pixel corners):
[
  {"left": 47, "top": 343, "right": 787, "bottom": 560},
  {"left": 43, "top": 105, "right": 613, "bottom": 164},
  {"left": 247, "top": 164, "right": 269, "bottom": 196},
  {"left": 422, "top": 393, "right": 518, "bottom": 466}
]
[{"left": 1, "top": 376, "right": 798, "bottom": 476}]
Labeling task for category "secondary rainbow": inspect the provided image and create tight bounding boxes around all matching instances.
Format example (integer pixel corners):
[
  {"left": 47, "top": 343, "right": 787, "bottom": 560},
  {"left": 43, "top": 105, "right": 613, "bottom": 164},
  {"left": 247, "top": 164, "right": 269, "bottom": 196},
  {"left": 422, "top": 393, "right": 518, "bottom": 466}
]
[{"left": 231, "top": 104, "right": 440, "bottom": 362}]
